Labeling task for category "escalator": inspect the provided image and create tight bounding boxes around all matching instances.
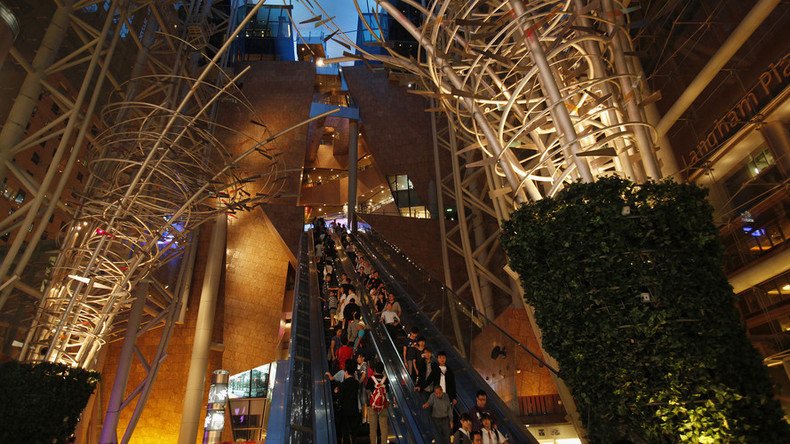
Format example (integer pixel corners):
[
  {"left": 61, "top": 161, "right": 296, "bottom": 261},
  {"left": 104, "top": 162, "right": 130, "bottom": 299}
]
[
  {"left": 351, "top": 226, "right": 541, "bottom": 444},
  {"left": 270, "top": 231, "right": 336, "bottom": 443},
  {"left": 332, "top": 234, "right": 441, "bottom": 444},
  {"left": 274, "top": 226, "right": 539, "bottom": 442},
  {"left": 275, "top": 228, "right": 438, "bottom": 443}
]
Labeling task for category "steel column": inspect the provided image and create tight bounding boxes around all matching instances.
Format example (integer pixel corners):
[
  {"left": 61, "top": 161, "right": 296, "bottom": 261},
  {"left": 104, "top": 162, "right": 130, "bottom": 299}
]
[
  {"left": 430, "top": 107, "right": 466, "bottom": 355},
  {"left": 348, "top": 119, "right": 359, "bottom": 232},
  {"left": 601, "top": 0, "right": 661, "bottom": 179},
  {"left": 0, "top": 2, "right": 19, "bottom": 70},
  {"left": 509, "top": 0, "right": 593, "bottom": 183},
  {"left": 178, "top": 214, "right": 227, "bottom": 444},
  {"left": 99, "top": 282, "right": 149, "bottom": 444}
]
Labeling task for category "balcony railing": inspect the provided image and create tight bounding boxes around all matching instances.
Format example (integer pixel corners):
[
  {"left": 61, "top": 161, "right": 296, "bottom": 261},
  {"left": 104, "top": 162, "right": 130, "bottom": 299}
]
[{"left": 719, "top": 184, "right": 789, "bottom": 275}]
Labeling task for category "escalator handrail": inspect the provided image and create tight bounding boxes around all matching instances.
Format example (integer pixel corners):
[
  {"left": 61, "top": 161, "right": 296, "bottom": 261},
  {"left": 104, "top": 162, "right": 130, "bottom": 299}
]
[
  {"left": 307, "top": 230, "right": 338, "bottom": 444},
  {"left": 282, "top": 232, "right": 309, "bottom": 440},
  {"left": 357, "top": 224, "right": 557, "bottom": 374}
]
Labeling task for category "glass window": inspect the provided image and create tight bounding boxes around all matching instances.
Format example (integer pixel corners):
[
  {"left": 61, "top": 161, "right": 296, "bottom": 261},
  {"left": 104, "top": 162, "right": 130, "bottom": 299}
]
[
  {"left": 387, "top": 175, "right": 398, "bottom": 190},
  {"left": 723, "top": 145, "right": 784, "bottom": 213},
  {"left": 747, "top": 149, "right": 775, "bottom": 178},
  {"left": 396, "top": 175, "right": 410, "bottom": 191},
  {"left": 14, "top": 190, "right": 26, "bottom": 204}
]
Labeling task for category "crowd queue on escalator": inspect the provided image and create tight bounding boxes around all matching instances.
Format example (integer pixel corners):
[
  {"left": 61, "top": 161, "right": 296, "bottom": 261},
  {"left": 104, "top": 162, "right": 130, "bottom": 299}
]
[{"left": 312, "top": 218, "right": 510, "bottom": 444}]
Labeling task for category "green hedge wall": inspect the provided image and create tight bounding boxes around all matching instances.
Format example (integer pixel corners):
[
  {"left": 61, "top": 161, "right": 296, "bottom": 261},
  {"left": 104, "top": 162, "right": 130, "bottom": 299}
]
[
  {"left": 0, "top": 360, "right": 100, "bottom": 443},
  {"left": 501, "top": 177, "right": 789, "bottom": 443}
]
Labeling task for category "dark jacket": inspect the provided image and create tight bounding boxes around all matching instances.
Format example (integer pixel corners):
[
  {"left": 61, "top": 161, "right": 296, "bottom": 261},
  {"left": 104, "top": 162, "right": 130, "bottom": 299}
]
[
  {"left": 468, "top": 404, "right": 493, "bottom": 432},
  {"left": 438, "top": 365, "right": 457, "bottom": 401},
  {"left": 415, "top": 359, "right": 440, "bottom": 391},
  {"left": 452, "top": 429, "right": 473, "bottom": 444},
  {"left": 343, "top": 301, "right": 361, "bottom": 321},
  {"left": 339, "top": 377, "right": 361, "bottom": 416}
]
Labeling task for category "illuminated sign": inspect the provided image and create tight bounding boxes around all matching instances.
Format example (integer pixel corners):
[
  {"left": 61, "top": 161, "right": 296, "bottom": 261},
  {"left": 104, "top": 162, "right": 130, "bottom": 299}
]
[{"left": 680, "top": 51, "right": 790, "bottom": 175}]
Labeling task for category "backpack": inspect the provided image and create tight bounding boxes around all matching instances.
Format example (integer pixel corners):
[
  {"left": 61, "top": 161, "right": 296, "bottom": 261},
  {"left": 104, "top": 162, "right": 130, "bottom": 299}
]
[{"left": 369, "top": 375, "right": 389, "bottom": 412}]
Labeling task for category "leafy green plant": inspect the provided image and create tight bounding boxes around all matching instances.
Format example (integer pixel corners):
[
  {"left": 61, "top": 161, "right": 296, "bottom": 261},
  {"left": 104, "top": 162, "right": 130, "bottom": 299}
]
[
  {"left": 501, "top": 177, "right": 789, "bottom": 443},
  {"left": 0, "top": 360, "right": 100, "bottom": 443}
]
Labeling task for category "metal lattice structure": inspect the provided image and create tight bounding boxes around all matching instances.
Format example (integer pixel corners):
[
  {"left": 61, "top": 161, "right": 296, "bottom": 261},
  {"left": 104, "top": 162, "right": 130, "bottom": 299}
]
[
  {"left": 297, "top": 0, "right": 678, "bottom": 437},
  {"left": 2, "top": 0, "right": 266, "bottom": 368},
  {"left": 0, "top": 0, "right": 333, "bottom": 375},
  {"left": 305, "top": 0, "right": 665, "bottom": 199},
  {"left": 0, "top": 1, "right": 337, "bottom": 440}
]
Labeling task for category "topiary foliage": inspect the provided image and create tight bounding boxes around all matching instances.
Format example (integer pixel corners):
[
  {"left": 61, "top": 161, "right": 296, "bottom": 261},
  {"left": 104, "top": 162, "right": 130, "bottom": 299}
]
[
  {"left": 0, "top": 360, "right": 100, "bottom": 443},
  {"left": 501, "top": 177, "right": 790, "bottom": 443}
]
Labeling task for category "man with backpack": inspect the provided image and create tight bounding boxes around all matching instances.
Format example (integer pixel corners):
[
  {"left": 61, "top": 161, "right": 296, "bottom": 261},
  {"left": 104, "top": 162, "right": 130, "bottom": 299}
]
[{"left": 366, "top": 362, "right": 390, "bottom": 444}]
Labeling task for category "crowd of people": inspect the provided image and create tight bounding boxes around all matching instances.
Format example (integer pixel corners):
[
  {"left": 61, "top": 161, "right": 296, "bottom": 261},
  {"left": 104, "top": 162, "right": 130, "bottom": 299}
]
[{"left": 312, "top": 218, "right": 510, "bottom": 444}]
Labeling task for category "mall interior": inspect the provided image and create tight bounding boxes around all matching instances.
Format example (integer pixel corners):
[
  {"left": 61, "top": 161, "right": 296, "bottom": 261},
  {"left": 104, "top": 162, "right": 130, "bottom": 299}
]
[{"left": 0, "top": 1, "right": 788, "bottom": 443}]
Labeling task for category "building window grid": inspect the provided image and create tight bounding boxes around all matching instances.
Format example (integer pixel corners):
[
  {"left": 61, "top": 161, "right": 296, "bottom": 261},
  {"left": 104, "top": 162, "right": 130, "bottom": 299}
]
[
  {"left": 386, "top": 174, "right": 430, "bottom": 219},
  {"left": 718, "top": 143, "right": 789, "bottom": 274}
]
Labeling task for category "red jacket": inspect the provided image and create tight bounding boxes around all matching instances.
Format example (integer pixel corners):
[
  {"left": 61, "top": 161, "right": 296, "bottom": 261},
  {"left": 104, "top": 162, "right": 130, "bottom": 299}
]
[{"left": 336, "top": 345, "right": 354, "bottom": 372}]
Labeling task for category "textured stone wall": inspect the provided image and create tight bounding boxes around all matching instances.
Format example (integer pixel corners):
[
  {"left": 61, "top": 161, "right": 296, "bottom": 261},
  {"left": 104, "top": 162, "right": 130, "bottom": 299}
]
[
  {"left": 217, "top": 61, "right": 315, "bottom": 259},
  {"left": 344, "top": 67, "right": 437, "bottom": 206},
  {"left": 471, "top": 307, "right": 557, "bottom": 411},
  {"left": 222, "top": 208, "right": 292, "bottom": 375}
]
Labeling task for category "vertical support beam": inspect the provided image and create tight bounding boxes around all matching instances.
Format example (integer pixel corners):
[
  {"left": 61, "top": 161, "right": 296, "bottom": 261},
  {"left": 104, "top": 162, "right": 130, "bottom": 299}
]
[
  {"left": 178, "top": 214, "right": 227, "bottom": 444},
  {"left": 628, "top": 57, "right": 680, "bottom": 178},
  {"left": 99, "top": 282, "right": 149, "bottom": 444},
  {"left": 178, "top": 231, "right": 200, "bottom": 324},
  {"left": 601, "top": 0, "right": 661, "bottom": 180},
  {"left": 347, "top": 119, "right": 359, "bottom": 232},
  {"left": 448, "top": 123, "right": 487, "bottom": 315},
  {"left": 430, "top": 108, "right": 465, "bottom": 356},
  {"left": 571, "top": 0, "right": 635, "bottom": 181},
  {"left": 760, "top": 120, "right": 790, "bottom": 176},
  {"left": 0, "top": 0, "right": 75, "bottom": 183}
]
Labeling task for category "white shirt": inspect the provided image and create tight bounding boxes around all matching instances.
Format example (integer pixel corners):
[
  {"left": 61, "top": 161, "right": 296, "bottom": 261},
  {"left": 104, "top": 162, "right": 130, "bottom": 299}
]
[
  {"left": 438, "top": 365, "right": 447, "bottom": 393},
  {"left": 380, "top": 309, "right": 399, "bottom": 325},
  {"left": 481, "top": 428, "right": 507, "bottom": 444}
]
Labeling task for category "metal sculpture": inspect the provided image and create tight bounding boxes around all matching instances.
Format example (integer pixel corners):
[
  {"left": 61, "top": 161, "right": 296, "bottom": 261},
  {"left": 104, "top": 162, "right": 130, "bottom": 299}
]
[
  {"left": 11, "top": 0, "right": 323, "bottom": 371},
  {"left": 301, "top": 0, "right": 664, "bottom": 202},
  {"left": 296, "top": 1, "right": 672, "bottom": 438}
]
